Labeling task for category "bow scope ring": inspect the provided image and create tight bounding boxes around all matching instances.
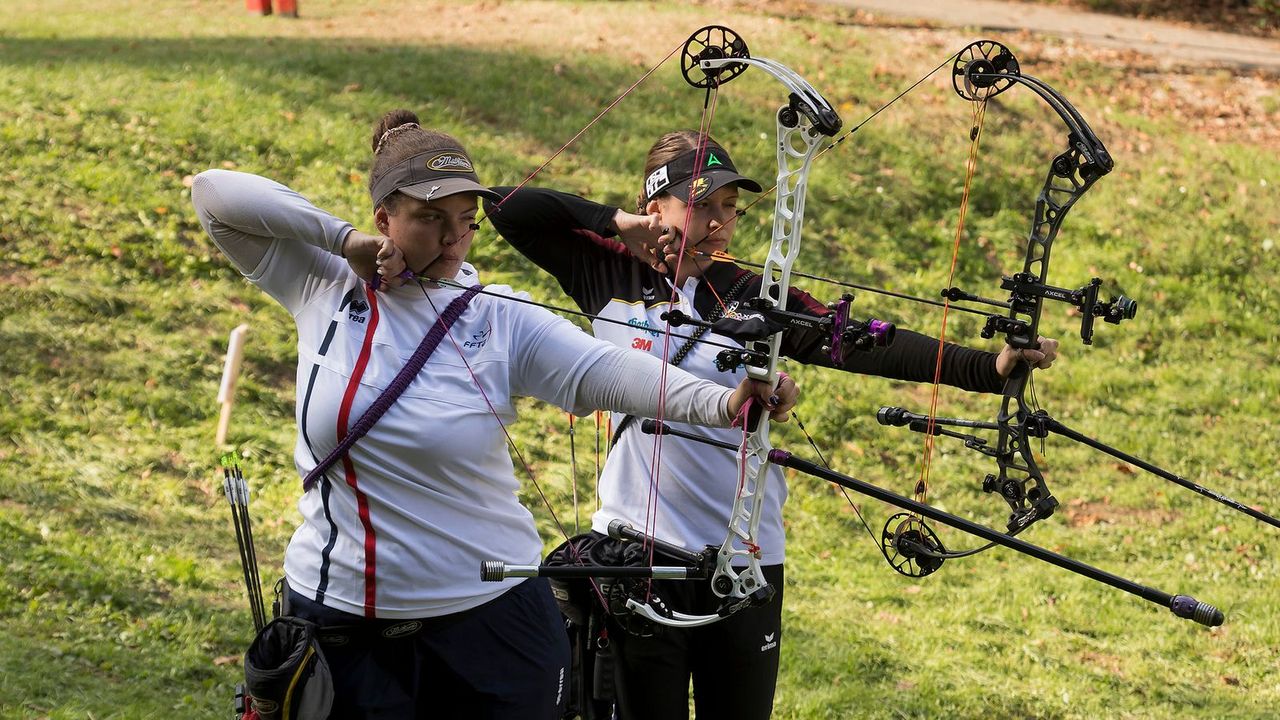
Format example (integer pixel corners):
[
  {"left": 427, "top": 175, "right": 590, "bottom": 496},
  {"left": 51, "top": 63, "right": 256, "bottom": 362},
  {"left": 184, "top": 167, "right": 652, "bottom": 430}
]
[{"left": 681, "top": 25, "right": 750, "bottom": 89}]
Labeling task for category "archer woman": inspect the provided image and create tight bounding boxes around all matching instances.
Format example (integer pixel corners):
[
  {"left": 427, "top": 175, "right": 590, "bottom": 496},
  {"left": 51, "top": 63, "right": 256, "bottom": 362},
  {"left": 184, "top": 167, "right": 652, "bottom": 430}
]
[
  {"left": 191, "top": 111, "right": 797, "bottom": 720},
  {"left": 487, "top": 130, "right": 1059, "bottom": 720}
]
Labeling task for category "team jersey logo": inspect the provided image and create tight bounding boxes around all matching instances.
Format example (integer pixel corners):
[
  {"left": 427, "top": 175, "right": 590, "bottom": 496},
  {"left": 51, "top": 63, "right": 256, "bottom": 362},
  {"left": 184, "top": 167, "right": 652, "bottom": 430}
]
[
  {"left": 348, "top": 297, "right": 370, "bottom": 324},
  {"left": 427, "top": 152, "right": 474, "bottom": 172},
  {"left": 690, "top": 176, "right": 711, "bottom": 199},
  {"left": 382, "top": 620, "right": 423, "bottom": 639},
  {"left": 645, "top": 165, "right": 670, "bottom": 199},
  {"left": 464, "top": 322, "right": 492, "bottom": 350}
]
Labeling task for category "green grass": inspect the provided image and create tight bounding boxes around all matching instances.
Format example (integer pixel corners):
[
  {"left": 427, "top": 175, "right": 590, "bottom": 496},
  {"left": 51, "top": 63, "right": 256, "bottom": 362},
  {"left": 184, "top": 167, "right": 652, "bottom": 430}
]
[{"left": 2, "top": 1, "right": 1278, "bottom": 717}]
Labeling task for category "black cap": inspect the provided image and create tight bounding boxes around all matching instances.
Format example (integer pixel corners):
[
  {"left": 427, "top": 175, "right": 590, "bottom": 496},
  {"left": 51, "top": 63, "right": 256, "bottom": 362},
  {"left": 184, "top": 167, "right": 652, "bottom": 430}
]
[
  {"left": 369, "top": 148, "right": 502, "bottom": 208},
  {"left": 643, "top": 146, "right": 762, "bottom": 204}
]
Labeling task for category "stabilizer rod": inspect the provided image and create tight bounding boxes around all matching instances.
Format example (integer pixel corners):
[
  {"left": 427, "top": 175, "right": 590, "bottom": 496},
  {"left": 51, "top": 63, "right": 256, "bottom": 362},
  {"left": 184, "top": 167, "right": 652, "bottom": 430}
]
[
  {"left": 641, "top": 420, "right": 1224, "bottom": 626},
  {"left": 1042, "top": 416, "right": 1280, "bottom": 530}
]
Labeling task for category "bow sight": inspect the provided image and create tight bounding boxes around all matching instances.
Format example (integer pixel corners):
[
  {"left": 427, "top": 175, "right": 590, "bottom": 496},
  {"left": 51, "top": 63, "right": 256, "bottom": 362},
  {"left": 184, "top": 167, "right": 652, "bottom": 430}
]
[
  {"left": 942, "top": 275, "right": 1138, "bottom": 345},
  {"left": 661, "top": 292, "right": 895, "bottom": 372}
]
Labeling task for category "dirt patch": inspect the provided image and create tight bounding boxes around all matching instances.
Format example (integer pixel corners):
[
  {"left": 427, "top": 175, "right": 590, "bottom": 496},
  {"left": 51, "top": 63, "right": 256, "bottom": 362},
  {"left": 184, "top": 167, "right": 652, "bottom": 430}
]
[
  {"left": 1079, "top": 649, "right": 1128, "bottom": 676},
  {"left": 1026, "top": 0, "right": 1279, "bottom": 40},
  {"left": 994, "top": 33, "right": 1280, "bottom": 149},
  {"left": 1062, "top": 498, "right": 1180, "bottom": 527}
]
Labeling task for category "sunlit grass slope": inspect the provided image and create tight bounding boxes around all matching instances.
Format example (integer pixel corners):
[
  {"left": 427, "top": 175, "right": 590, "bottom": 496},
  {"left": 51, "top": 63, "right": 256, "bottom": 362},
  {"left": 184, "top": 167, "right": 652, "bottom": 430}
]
[{"left": 1, "top": 1, "right": 1277, "bottom": 717}]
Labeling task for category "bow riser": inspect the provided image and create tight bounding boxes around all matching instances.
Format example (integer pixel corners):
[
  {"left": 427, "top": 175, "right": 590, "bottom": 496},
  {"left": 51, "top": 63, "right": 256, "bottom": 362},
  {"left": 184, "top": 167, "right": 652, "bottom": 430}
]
[
  {"left": 699, "top": 54, "right": 840, "bottom": 602},
  {"left": 1008, "top": 130, "right": 1111, "bottom": 349}
]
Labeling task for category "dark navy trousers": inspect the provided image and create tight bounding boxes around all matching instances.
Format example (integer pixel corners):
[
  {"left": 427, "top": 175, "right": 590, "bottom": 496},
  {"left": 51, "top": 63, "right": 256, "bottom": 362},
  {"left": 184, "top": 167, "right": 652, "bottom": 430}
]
[{"left": 288, "top": 578, "right": 570, "bottom": 719}]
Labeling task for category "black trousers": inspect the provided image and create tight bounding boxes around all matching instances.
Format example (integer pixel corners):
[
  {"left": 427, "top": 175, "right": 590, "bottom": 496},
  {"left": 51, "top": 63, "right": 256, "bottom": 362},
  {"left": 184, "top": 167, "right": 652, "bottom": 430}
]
[
  {"left": 288, "top": 578, "right": 570, "bottom": 720},
  {"left": 610, "top": 564, "right": 785, "bottom": 720}
]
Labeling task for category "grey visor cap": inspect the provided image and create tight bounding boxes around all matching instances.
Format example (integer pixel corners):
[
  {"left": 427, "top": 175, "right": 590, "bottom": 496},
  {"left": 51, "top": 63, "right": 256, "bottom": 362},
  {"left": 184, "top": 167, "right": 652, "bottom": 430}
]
[{"left": 370, "top": 148, "right": 503, "bottom": 207}]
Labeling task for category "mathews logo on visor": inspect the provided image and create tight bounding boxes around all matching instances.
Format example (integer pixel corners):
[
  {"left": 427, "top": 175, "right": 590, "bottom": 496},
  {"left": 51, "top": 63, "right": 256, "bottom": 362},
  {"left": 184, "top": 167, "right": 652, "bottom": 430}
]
[{"left": 427, "top": 152, "right": 474, "bottom": 173}]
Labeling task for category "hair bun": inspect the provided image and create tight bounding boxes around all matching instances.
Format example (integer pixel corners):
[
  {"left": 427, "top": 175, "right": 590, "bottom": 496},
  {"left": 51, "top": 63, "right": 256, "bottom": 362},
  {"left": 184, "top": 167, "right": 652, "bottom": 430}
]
[{"left": 372, "top": 109, "right": 422, "bottom": 152}]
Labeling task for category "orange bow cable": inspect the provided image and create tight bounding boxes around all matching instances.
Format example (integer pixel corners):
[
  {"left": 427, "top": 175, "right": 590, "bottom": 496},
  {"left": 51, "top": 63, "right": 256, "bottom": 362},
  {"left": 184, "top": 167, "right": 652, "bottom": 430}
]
[{"left": 915, "top": 98, "right": 990, "bottom": 507}]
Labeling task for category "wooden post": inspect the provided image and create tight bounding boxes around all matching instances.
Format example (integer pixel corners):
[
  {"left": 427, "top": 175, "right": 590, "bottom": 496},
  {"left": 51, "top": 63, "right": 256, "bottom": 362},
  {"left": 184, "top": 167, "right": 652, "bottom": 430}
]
[
  {"left": 276, "top": 0, "right": 298, "bottom": 17},
  {"left": 216, "top": 324, "right": 250, "bottom": 446}
]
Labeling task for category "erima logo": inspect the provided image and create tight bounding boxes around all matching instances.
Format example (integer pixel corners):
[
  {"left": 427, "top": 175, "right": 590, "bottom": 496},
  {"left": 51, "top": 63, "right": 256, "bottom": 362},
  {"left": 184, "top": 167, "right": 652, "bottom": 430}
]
[
  {"left": 464, "top": 323, "right": 492, "bottom": 350},
  {"left": 760, "top": 632, "right": 777, "bottom": 652},
  {"left": 382, "top": 620, "right": 423, "bottom": 639},
  {"left": 348, "top": 298, "right": 369, "bottom": 324},
  {"left": 641, "top": 286, "right": 656, "bottom": 301},
  {"left": 645, "top": 165, "right": 670, "bottom": 199},
  {"left": 427, "top": 152, "right": 473, "bottom": 172}
]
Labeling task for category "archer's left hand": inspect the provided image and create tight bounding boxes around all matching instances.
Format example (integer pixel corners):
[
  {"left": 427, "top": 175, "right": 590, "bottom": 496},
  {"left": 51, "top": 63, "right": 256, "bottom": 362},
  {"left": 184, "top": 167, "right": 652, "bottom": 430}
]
[
  {"left": 995, "top": 336, "right": 1060, "bottom": 377},
  {"left": 728, "top": 372, "right": 799, "bottom": 423}
]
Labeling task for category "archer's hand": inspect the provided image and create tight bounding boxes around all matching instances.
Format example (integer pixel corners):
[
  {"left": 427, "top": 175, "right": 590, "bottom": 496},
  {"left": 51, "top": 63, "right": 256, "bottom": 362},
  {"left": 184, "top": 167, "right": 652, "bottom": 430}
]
[
  {"left": 728, "top": 372, "right": 799, "bottom": 424},
  {"left": 613, "top": 210, "right": 680, "bottom": 274},
  {"left": 343, "top": 230, "right": 407, "bottom": 289},
  {"left": 996, "top": 335, "right": 1060, "bottom": 377}
]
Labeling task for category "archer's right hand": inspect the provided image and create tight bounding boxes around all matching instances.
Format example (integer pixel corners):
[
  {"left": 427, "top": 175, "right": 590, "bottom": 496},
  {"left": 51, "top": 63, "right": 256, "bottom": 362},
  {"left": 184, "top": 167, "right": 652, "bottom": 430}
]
[
  {"left": 343, "top": 230, "right": 408, "bottom": 289},
  {"left": 613, "top": 210, "right": 680, "bottom": 274}
]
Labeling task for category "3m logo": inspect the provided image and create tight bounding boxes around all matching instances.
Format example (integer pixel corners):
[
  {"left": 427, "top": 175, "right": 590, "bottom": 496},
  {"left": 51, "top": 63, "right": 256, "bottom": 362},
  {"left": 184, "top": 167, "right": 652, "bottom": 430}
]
[
  {"left": 349, "top": 298, "right": 369, "bottom": 324},
  {"left": 427, "top": 152, "right": 474, "bottom": 172},
  {"left": 631, "top": 337, "right": 653, "bottom": 352}
]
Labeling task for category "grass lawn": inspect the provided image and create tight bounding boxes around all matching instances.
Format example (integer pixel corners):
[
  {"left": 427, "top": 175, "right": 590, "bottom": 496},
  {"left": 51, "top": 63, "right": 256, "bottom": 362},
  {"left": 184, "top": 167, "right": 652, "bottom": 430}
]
[{"left": 1, "top": 1, "right": 1277, "bottom": 717}]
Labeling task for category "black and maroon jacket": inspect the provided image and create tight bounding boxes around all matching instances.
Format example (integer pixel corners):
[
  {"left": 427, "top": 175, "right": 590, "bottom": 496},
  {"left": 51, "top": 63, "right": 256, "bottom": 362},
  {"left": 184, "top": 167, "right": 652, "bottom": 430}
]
[{"left": 486, "top": 186, "right": 1003, "bottom": 393}]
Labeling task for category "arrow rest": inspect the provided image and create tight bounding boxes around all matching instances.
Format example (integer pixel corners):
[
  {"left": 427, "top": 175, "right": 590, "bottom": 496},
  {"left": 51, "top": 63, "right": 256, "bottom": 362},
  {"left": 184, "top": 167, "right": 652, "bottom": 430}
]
[{"left": 681, "top": 25, "right": 750, "bottom": 89}]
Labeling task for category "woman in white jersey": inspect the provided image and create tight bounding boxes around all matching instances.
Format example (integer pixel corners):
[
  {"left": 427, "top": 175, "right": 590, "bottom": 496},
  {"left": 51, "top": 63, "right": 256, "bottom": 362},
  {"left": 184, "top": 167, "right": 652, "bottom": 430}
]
[
  {"left": 487, "top": 130, "right": 1060, "bottom": 720},
  {"left": 191, "top": 110, "right": 797, "bottom": 720}
]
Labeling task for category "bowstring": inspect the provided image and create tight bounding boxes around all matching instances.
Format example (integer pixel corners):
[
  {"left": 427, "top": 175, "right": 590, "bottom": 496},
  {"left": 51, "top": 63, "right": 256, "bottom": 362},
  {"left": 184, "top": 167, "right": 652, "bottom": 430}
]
[
  {"left": 390, "top": 35, "right": 708, "bottom": 607},
  {"left": 394, "top": 34, "right": 690, "bottom": 611},
  {"left": 680, "top": 51, "right": 961, "bottom": 251},
  {"left": 567, "top": 413, "right": 580, "bottom": 535},
  {"left": 792, "top": 412, "right": 881, "bottom": 547},
  {"left": 481, "top": 38, "right": 687, "bottom": 219},
  {"left": 642, "top": 83, "right": 721, "bottom": 600},
  {"left": 415, "top": 279, "right": 611, "bottom": 611},
  {"left": 915, "top": 95, "right": 990, "bottom": 510},
  {"left": 595, "top": 410, "right": 604, "bottom": 511}
]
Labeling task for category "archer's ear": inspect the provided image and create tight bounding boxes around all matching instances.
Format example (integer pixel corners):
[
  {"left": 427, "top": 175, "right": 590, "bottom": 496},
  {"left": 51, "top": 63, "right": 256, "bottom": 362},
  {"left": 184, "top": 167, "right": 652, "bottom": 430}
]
[
  {"left": 373, "top": 206, "right": 390, "bottom": 235},
  {"left": 645, "top": 197, "right": 665, "bottom": 218}
]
